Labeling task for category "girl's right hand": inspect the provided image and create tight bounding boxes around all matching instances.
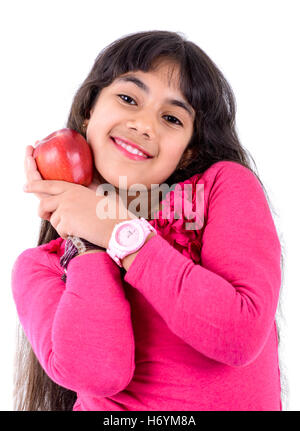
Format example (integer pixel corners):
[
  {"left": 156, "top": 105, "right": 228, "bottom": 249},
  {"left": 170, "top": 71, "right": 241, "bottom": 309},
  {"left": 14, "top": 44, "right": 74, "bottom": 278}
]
[{"left": 24, "top": 144, "right": 52, "bottom": 200}]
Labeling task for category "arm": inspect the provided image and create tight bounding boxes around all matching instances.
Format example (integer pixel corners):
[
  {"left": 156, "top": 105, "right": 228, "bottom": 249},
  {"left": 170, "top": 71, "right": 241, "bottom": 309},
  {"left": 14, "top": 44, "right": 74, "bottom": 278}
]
[
  {"left": 11, "top": 248, "right": 135, "bottom": 396},
  {"left": 124, "top": 162, "right": 282, "bottom": 367}
]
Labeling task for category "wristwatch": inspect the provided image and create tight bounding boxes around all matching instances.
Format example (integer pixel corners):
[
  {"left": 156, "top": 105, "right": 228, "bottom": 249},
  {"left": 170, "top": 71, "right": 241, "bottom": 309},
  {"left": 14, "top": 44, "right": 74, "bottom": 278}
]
[
  {"left": 106, "top": 217, "right": 157, "bottom": 267},
  {"left": 60, "top": 236, "right": 105, "bottom": 282}
]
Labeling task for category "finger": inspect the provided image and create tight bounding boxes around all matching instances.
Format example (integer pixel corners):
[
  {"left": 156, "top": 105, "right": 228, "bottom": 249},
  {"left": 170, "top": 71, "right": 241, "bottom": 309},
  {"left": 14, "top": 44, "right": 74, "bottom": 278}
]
[
  {"left": 24, "top": 145, "right": 32, "bottom": 177},
  {"left": 38, "top": 196, "right": 59, "bottom": 221},
  {"left": 24, "top": 179, "right": 74, "bottom": 195},
  {"left": 24, "top": 144, "right": 38, "bottom": 177},
  {"left": 24, "top": 145, "right": 50, "bottom": 199},
  {"left": 49, "top": 213, "right": 69, "bottom": 240},
  {"left": 54, "top": 219, "right": 69, "bottom": 240},
  {"left": 87, "top": 180, "right": 101, "bottom": 192},
  {"left": 26, "top": 156, "right": 43, "bottom": 183}
]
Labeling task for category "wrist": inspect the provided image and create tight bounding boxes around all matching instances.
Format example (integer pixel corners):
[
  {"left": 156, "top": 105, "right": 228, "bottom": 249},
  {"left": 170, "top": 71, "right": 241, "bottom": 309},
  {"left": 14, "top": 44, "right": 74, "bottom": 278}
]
[
  {"left": 59, "top": 236, "right": 105, "bottom": 282},
  {"left": 106, "top": 217, "right": 157, "bottom": 269},
  {"left": 104, "top": 214, "right": 138, "bottom": 249},
  {"left": 77, "top": 249, "right": 106, "bottom": 256},
  {"left": 121, "top": 231, "right": 157, "bottom": 271}
]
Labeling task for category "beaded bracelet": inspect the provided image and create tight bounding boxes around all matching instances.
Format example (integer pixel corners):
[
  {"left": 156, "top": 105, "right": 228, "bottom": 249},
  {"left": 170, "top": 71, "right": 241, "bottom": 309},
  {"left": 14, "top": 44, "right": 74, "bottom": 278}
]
[{"left": 60, "top": 236, "right": 105, "bottom": 282}]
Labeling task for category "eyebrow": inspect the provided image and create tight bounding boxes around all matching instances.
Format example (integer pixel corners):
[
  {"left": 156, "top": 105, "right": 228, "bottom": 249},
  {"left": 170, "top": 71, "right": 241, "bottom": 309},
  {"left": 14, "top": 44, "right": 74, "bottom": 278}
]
[{"left": 115, "top": 75, "right": 194, "bottom": 119}]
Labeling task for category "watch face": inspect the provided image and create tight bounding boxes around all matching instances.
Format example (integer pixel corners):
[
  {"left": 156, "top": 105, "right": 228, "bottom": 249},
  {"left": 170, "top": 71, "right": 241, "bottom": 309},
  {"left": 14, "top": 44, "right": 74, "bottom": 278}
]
[{"left": 116, "top": 223, "right": 141, "bottom": 247}]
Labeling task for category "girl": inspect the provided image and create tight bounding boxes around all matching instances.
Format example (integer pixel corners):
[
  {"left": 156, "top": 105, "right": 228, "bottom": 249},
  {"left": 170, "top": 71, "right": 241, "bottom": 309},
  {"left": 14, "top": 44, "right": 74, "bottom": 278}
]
[{"left": 12, "top": 30, "right": 283, "bottom": 411}]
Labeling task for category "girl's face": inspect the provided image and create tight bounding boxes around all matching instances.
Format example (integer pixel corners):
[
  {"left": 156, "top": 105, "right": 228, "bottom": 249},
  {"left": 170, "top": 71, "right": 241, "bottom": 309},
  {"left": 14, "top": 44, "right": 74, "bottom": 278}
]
[{"left": 85, "top": 59, "right": 195, "bottom": 202}]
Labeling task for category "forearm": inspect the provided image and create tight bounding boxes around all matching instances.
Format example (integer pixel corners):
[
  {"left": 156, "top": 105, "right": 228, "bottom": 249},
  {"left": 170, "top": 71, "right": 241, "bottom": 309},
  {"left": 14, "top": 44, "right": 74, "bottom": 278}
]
[
  {"left": 121, "top": 231, "right": 157, "bottom": 271},
  {"left": 12, "top": 248, "right": 135, "bottom": 395},
  {"left": 75, "top": 231, "right": 156, "bottom": 269},
  {"left": 124, "top": 234, "right": 281, "bottom": 367},
  {"left": 123, "top": 163, "right": 282, "bottom": 367},
  {"left": 52, "top": 252, "right": 135, "bottom": 394}
]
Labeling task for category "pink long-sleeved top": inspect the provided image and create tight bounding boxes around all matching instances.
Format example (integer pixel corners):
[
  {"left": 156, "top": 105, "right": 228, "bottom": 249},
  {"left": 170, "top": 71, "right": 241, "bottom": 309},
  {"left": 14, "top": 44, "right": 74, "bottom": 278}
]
[{"left": 11, "top": 161, "right": 282, "bottom": 411}]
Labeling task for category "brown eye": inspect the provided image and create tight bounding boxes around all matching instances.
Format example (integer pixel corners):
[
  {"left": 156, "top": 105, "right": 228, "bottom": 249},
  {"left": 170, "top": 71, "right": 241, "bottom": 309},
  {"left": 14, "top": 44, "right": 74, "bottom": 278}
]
[
  {"left": 164, "top": 115, "right": 183, "bottom": 126},
  {"left": 118, "top": 95, "right": 183, "bottom": 126},
  {"left": 118, "top": 94, "right": 136, "bottom": 105}
]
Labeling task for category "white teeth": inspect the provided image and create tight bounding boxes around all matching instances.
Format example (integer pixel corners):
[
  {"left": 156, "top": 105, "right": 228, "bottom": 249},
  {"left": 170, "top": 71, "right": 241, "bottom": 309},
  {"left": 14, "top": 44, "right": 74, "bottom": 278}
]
[{"left": 114, "top": 138, "right": 148, "bottom": 157}]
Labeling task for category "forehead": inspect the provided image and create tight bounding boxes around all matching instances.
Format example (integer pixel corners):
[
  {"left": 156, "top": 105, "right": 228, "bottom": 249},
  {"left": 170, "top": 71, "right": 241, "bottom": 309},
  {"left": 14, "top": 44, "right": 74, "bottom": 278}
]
[
  {"left": 111, "top": 59, "right": 194, "bottom": 120},
  {"left": 116, "top": 58, "right": 182, "bottom": 91},
  {"left": 148, "top": 58, "right": 182, "bottom": 89}
]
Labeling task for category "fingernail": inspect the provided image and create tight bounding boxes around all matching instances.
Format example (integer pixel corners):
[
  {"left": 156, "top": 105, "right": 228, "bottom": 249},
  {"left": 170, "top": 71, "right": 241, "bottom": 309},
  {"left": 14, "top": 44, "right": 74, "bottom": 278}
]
[
  {"left": 23, "top": 184, "right": 28, "bottom": 192},
  {"left": 26, "top": 156, "right": 31, "bottom": 167}
]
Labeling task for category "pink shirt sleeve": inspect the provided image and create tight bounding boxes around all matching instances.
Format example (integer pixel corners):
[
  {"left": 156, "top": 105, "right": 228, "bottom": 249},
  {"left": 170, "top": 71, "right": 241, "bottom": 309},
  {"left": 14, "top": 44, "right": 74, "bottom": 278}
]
[
  {"left": 11, "top": 249, "right": 135, "bottom": 396},
  {"left": 124, "top": 162, "right": 282, "bottom": 367}
]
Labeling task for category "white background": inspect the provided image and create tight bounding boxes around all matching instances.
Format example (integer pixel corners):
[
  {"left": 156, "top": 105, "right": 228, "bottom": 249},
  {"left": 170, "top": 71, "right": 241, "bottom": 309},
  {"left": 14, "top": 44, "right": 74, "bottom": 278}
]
[{"left": 1, "top": 0, "right": 299, "bottom": 411}]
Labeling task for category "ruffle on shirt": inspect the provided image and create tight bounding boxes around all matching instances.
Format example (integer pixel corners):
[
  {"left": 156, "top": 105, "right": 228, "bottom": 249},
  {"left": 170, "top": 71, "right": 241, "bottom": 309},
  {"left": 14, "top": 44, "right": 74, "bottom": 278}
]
[
  {"left": 148, "top": 173, "right": 205, "bottom": 264},
  {"left": 39, "top": 237, "right": 65, "bottom": 259},
  {"left": 38, "top": 173, "right": 205, "bottom": 265}
]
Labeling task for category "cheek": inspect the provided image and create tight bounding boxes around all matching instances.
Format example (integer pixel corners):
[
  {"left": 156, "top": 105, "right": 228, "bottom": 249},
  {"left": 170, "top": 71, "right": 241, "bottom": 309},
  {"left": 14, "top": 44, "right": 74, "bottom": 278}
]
[
  {"left": 86, "top": 124, "right": 107, "bottom": 152},
  {"left": 159, "top": 142, "right": 187, "bottom": 162},
  {"left": 87, "top": 109, "right": 122, "bottom": 145}
]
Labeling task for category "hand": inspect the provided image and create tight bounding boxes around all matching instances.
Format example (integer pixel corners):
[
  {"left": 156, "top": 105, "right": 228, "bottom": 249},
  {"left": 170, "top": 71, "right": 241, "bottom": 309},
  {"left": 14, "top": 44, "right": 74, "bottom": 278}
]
[
  {"left": 24, "top": 144, "right": 102, "bottom": 195},
  {"left": 24, "top": 144, "right": 51, "bottom": 199},
  {"left": 23, "top": 145, "right": 132, "bottom": 247},
  {"left": 24, "top": 178, "right": 126, "bottom": 247}
]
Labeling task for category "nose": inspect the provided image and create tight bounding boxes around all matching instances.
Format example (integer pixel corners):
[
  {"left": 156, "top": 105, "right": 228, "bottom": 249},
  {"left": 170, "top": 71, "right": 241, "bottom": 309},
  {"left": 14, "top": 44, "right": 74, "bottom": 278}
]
[{"left": 126, "top": 110, "right": 156, "bottom": 139}]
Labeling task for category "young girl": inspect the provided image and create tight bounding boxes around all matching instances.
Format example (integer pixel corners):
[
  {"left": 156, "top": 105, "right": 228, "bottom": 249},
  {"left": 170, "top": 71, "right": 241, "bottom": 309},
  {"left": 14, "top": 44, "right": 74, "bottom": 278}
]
[{"left": 12, "top": 30, "right": 283, "bottom": 411}]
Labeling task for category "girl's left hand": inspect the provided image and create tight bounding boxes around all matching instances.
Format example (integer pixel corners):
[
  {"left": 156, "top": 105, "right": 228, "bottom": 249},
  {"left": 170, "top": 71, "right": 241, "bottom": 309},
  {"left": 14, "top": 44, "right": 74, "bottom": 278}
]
[{"left": 23, "top": 179, "right": 129, "bottom": 249}]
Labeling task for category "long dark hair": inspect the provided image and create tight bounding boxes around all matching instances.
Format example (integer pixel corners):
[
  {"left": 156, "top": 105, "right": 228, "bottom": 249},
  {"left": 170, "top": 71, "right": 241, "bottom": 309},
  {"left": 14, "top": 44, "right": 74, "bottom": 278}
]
[{"left": 14, "top": 30, "right": 286, "bottom": 410}]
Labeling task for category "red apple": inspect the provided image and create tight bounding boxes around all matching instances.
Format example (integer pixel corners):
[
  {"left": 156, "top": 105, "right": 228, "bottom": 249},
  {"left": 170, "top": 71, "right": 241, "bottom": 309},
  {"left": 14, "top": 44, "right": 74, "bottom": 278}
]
[{"left": 33, "top": 128, "right": 93, "bottom": 186}]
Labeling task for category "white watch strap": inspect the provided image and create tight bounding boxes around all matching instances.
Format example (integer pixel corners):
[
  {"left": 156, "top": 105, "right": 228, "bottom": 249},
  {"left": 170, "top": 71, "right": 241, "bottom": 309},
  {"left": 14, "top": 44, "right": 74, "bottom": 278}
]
[{"left": 107, "top": 218, "right": 157, "bottom": 267}]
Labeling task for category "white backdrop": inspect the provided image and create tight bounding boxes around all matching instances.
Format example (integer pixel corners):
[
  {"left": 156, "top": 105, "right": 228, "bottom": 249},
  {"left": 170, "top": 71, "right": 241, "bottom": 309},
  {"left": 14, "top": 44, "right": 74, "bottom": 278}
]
[{"left": 1, "top": 0, "right": 299, "bottom": 411}]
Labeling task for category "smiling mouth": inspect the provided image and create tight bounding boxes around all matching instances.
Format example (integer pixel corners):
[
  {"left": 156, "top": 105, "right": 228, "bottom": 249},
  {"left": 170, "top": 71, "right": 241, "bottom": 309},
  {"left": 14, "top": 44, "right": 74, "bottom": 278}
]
[{"left": 110, "top": 137, "right": 152, "bottom": 160}]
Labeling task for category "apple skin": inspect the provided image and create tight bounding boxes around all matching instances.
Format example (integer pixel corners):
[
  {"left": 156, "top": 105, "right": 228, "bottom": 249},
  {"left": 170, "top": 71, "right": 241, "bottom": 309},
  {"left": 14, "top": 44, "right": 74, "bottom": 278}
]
[{"left": 33, "top": 128, "right": 93, "bottom": 186}]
